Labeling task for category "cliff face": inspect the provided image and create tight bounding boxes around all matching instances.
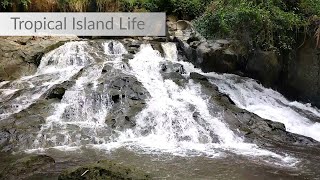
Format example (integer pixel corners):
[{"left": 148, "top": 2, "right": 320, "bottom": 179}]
[{"left": 284, "top": 35, "right": 320, "bottom": 107}]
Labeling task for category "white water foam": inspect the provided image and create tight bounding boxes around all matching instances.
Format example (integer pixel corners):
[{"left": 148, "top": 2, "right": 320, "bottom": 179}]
[
  {"left": 32, "top": 41, "right": 128, "bottom": 149},
  {"left": 24, "top": 41, "right": 298, "bottom": 166},
  {"left": 0, "top": 41, "right": 92, "bottom": 121},
  {"left": 207, "top": 73, "right": 320, "bottom": 141},
  {"left": 93, "top": 43, "right": 297, "bottom": 166}
]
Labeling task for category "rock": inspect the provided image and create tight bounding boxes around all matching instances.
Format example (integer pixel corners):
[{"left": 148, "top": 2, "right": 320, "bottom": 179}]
[
  {"left": 169, "top": 21, "right": 246, "bottom": 73},
  {"left": 100, "top": 65, "right": 150, "bottom": 130},
  {"left": 167, "top": 15, "right": 178, "bottom": 23},
  {"left": 176, "top": 20, "right": 192, "bottom": 31},
  {"left": 160, "top": 62, "right": 186, "bottom": 75},
  {"left": 0, "top": 155, "right": 55, "bottom": 180},
  {"left": 58, "top": 160, "right": 151, "bottom": 180},
  {"left": 190, "top": 72, "right": 208, "bottom": 81},
  {"left": 160, "top": 62, "right": 187, "bottom": 85},
  {"left": 0, "top": 36, "right": 79, "bottom": 81},
  {"left": 246, "top": 50, "right": 281, "bottom": 87},
  {"left": 151, "top": 42, "right": 164, "bottom": 56},
  {"left": 284, "top": 35, "right": 320, "bottom": 107},
  {"left": 0, "top": 99, "right": 56, "bottom": 152},
  {"left": 0, "top": 131, "right": 10, "bottom": 150},
  {"left": 46, "top": 87, "right": 66, "bottom": 100},
  {"left": 170, "top": 20, "right": 204, "bottom": 43},
  {"left": 192, "top": 77, "right": 319, "bottom": 146},
  {"left": 45, "top": 81, "right": 74, "bottom": 100},
  {"left": 195, "top": 41, "right": 243, "bottom": 73},
  {"left": 176, "top": 34, "right": 245, "bottom": 74}
]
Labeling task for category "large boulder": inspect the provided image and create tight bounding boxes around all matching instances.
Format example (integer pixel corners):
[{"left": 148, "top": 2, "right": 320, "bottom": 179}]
[
  {"left": 100, "top": 64, "right": 150, "bottom": 131},
  {"left": 195, "top": 40, "right": 244, "bottom": 73}
]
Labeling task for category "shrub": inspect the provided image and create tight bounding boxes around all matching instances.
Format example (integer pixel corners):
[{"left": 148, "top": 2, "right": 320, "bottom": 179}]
[
  {"left": 299, "top": 0, "right": 320, "bottom": 16},
  {"left": 194, "top": 0, "right": 315, "bottom": 51}
]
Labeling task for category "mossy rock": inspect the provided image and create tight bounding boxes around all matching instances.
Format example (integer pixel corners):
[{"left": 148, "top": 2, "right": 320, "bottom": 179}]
[
  {"left": 0, "top": 155, "right": 55, "bottom": 180},
  {"left": 58, "top": 160, "right": 151, "bottom": 180}
]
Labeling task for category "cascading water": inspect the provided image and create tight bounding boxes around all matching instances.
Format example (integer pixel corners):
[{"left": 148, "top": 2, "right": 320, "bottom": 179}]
[
  {"left": 95, "top": 42, "right": 297, "bottom": 166},
  {"left": 33, "top": 41, "right": 128, "bottom": 149},
  {"left": 1, "top": 40, "right": 300, "bottom": 167},
  {"left": 0, "top": 41, "right": 91, "bottom": 120},
  {"left": 207, "top": 73, "right": 320, "bottom": 141}
]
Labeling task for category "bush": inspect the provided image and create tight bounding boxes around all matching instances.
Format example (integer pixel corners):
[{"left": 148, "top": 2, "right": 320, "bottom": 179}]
[
  {"left": 194, "top": 0, "right": 319, "bottom": 51},
  {"left": 299, "top": 0, "right": 320, "bottom": 16}
]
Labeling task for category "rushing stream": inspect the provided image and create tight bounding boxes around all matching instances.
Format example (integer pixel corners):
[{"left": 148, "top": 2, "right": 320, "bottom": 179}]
[{"left": 1, "top": 40, "right": 320, "bottom": 179}]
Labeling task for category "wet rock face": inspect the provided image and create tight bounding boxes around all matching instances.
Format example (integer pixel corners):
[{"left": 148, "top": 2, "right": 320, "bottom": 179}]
[
  {"left": 100, "top": 64, "right": 150, "bottom": 131},
  {"left": 284, "top": 35, "right": 320, "bottom": 107},
  {"left": 0, "top": 155, "right": 55, "bottom": 180},
  {"left": 45, "top": 81, "right": 74, "bottom": 100},
  {"left": 192, "top": 75, "right": 319, "bottom": 146},
  {"left": 160, "top": 61, "right": 187, "bottom": 85},
  {"left": 58, "top": 160, "right": 151, "bottom": 180},
  {"left": 0, "top": 99, "right": 56, "bottom": 152},
  {"left": 190, "top": 72, "right": 208, "bottom": 81},
  {"left": 0, "top": 36, "right": 78, "bottom": 81}
]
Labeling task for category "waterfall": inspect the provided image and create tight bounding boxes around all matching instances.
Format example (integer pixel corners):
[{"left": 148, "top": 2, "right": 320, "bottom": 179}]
[
  {"left": 96, "top": 42, "right": 297, "bottom": 166},
  {"left": 33, "top": 41, "right": 128, "bottom": 149},
  {"left": 1, "top": 40, "right": 299, "bottom": 166},
  {"left": 0, "top": 41, "right": 90, "bottom": 121},
  {"left": 207, "top": 73, "right": 320, "bottom": 141},
  {"left": 162, "top": 42, "right": 178, "bottom": 61}
]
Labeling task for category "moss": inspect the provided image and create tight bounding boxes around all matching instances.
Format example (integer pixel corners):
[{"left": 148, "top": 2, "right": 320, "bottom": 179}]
[
  {"left": 0, "top": 155, "right": 55, "bottom": 179},
  {"left": 58, "top": 160, "right": 151, "bottom": 180}
]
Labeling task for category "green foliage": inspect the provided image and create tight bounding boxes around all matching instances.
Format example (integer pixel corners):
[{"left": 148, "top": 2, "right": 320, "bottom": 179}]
[
  {"left": 129, "top": 0, "right": 210, "bottom": 19},
  {"left": 299, "top": 0, "right": 320, "bottom": 16},
  {"left": 121, "top": 0, "right": 150, "bottom": 12},
  {"left": 1, "top": 0, "right": 318, "bottom": 51},
  {"left": 1, "top": 0, "right": 11, "bottom": 9},
  {"left": 1, "top": 0, "right": 209, "bottom": 17},
  {"left": 1, "top": 0, "right": 31, "bottom": 9},
  {"left": 194, "top": 0, "right": 318, "bottom": 51},
  {"left": 20, "top": 0, "right": 31, "bottom": 8}
]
